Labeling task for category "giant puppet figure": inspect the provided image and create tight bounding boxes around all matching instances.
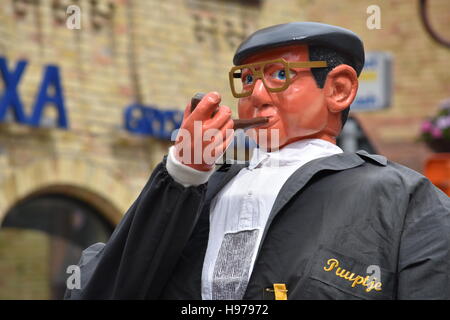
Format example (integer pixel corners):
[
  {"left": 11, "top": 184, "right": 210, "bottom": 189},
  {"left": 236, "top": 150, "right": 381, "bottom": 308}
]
[{"left": 66, "top": 22, "right": 450, "bottom": 300}]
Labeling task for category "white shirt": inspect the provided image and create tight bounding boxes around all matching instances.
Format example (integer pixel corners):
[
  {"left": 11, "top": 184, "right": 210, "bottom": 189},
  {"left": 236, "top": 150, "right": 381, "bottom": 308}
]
[{"left": 166, "top": 139, "right": 343, "bottom": 300}]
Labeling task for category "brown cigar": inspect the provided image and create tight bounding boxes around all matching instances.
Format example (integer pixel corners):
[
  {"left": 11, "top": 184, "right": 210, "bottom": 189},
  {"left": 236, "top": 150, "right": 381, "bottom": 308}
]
[{"left": 190, "top": 92, "right": 269, "bottom": 130}]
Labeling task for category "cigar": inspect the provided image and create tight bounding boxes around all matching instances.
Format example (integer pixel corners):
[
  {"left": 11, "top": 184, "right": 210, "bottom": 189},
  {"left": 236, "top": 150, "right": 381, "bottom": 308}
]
[{"left": 190, "top": 92, "right": 269, "bottom": 130}]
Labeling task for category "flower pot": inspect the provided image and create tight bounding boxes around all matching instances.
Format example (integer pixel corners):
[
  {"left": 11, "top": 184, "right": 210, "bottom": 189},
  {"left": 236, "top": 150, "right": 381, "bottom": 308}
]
[{"left": 426, "top": 139, "right": 450, "bottom": 153}]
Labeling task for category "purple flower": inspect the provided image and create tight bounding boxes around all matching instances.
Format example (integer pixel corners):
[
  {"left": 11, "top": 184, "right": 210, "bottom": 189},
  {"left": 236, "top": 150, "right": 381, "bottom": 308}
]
[
  {"left": 421, "top": 120, "right": 433, "bottom": 133},
  {"left": 436, "top": 116, "right": 450, "bottom": 129},
  {"left": 431, "top": 127, "right": 443, "bottom": 138}
]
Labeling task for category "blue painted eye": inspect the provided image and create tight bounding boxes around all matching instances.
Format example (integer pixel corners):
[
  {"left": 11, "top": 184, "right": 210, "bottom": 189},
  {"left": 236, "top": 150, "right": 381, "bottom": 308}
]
[
  {"left": 271, "top": 69, "right": 296, "bottom": 81},
  {"left": 272, "top": 69, "right": 287, "bottom": 80},
  {"left": 242, "top": 74, "right": 254, "bottom": 85}
]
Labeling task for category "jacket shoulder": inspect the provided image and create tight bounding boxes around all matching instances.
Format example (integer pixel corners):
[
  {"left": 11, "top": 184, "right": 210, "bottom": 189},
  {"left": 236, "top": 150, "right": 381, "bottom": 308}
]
[{"left": 354, "top": 150, "right": 449, "bottom": 206}]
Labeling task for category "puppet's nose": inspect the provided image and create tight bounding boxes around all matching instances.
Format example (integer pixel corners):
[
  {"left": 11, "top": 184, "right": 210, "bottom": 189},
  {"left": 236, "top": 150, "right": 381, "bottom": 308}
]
[{"left": 250, "top": 79, "right": 272, "bottom": 109}]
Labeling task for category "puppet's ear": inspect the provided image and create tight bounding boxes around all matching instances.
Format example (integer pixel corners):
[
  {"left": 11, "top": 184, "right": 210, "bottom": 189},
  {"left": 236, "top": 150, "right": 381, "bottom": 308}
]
[{"left": 323, "top": 64, "right": 358, "bottom": 113}]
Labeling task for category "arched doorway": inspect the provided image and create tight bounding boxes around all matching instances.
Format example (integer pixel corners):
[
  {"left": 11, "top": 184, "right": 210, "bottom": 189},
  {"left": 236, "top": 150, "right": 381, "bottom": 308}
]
[{"left": 0, "top": 193, "right": 114, "bottom": 299}]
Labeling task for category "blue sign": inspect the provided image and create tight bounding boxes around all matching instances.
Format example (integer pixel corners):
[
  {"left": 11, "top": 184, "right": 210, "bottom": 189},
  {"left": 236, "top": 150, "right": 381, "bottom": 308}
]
[
  {"left": 1, "top": 56, "right": 184, "bottom": 139},
  {"left": 124, "top": 104, "right": 183, "bottom": 140},
  {"left": 0, "top": 56, "right": 68, "bottom": 128},
  {"left": 352, "top": 52, "right": 392, "bottom": 111}
]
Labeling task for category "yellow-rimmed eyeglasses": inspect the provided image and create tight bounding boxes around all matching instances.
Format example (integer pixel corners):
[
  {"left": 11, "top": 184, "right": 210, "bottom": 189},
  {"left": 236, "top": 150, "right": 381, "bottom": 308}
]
[{"left": 229, "top": 58, "right": 328, "bottom": 98}]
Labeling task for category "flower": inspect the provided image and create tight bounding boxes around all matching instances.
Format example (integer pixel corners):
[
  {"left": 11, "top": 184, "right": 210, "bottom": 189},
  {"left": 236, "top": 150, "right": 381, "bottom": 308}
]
[
  {"left": 420, "top": 99, "right": 450, "bottom": 151},
  {"left": 431, "top": 127, "right": 443, "bottom": 138},
  {"left": 421, "top": 120, "right": 433, "bottom": 133},
  {"left": 436, "top": 116, "right": 450, "bottom": 129}
]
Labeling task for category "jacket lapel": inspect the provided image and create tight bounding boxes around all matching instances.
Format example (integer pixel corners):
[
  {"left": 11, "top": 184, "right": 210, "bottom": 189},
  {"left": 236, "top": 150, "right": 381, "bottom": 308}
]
[
  {"left": 204, "top": 162, "right": 248, "bottom": 206},
  {"left": 252, "top": 152, "right": 366, "bottom": 267},
  {"left": 205, "top": 151, "right": 386, "bottom": 254},
  {"left": 204, "top": 150, "right": 386, "bottom": 210},
  {"left": 269, "top": 152, "right": 366, "bottom": 220}
]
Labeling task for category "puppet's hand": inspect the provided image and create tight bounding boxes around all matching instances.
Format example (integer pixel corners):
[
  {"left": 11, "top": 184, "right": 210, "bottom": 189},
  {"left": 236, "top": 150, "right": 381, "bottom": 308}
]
[{"left": 174, "top": 92, "right": 234, "bottom": 172}]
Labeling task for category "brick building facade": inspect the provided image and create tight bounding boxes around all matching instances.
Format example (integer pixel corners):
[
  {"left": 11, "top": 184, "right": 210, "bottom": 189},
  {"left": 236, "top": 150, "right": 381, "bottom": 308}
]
[{"left": 0, "top": 0, "right": 448, "bottom": 299}]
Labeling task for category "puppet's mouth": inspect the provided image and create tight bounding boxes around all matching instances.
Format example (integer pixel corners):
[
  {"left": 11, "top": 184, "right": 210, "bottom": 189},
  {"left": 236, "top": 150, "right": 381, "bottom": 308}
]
[
  {"left": 233, "top": 117, "right": 270, "bottom": 130},
  {"left": 253, "top": 116, "right": 279, "bottom": 129}
]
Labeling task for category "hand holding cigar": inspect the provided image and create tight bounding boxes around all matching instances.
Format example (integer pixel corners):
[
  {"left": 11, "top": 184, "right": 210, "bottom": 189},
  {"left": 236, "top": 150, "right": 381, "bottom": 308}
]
[
  {"left": 173, "top": 92, "right": 235, "bottom": 171},
  {"left": 190, "top": 93, "right": 269, "bottom": 130}
]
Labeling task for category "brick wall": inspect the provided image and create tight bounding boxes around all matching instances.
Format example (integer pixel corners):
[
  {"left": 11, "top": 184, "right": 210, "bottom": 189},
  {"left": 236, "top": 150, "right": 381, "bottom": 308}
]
[
  {"left": 0, "top": 0, "right": 448, "bottom": 298},
  {"left": 0, "top": 229, "right": 50, "bottom": 299}
]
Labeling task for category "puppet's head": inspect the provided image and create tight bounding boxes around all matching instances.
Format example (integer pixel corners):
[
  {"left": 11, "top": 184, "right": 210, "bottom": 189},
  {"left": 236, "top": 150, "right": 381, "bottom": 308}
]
[{"left": 230, "top": 22, "right": 365, "bottom": 149}]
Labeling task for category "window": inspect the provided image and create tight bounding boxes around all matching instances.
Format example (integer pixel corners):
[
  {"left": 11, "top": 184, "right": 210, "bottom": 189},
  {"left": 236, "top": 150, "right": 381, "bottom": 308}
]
[{"left": 0, "top": 194, "right": 114, "bottom": 299}]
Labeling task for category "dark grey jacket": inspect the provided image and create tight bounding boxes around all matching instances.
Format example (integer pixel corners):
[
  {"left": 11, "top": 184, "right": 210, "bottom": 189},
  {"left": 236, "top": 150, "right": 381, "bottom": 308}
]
[{"left": 65, "top": 150, "right": 450, "bottom": 300}]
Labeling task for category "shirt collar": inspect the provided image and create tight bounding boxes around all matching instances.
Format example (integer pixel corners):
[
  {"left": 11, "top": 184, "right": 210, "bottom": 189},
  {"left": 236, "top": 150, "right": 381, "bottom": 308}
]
[{"left": 248, "top": 139, "right": 343, "bottom": 170}]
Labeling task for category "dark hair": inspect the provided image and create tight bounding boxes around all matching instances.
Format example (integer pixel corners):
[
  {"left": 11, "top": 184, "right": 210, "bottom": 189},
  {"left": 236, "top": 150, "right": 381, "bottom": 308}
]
[{"left": 309, "top": 45, "right": 356, "bottom": 127}]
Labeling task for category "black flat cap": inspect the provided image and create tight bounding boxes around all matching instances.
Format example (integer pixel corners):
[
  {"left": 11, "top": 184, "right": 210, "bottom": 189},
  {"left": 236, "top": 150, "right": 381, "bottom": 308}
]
[{"left": 233, "top": 22, "right": 365, "bottom": 75}]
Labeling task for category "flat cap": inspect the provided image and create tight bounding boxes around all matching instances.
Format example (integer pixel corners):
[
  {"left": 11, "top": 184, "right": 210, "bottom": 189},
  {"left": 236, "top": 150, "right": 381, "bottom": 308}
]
[{"left": 233, "top": 22, "right": 365, "bottom": 75}]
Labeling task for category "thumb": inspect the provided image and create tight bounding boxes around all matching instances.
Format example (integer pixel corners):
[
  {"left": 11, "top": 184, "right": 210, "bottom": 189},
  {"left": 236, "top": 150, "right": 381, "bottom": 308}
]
[{"left": 180, "top": 102, "right": 192, "bottom": 126}]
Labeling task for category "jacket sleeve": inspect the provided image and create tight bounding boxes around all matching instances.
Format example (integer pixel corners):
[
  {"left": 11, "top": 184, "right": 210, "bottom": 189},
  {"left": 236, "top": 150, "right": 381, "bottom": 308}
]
[
  {"left": 65, "top": 157, "right": 207, "bottom": 299},
  {"left": 397, "top": 177, "right": 450, "bottom": 299}
]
